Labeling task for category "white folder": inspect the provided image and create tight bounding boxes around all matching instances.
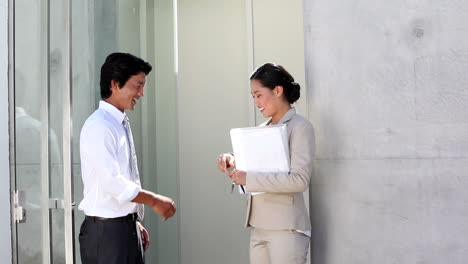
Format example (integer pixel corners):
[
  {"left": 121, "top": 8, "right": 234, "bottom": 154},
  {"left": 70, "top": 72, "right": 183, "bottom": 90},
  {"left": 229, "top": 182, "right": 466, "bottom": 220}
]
[{"left": 230, "top": 124, "right": 290, "bottom": 194}]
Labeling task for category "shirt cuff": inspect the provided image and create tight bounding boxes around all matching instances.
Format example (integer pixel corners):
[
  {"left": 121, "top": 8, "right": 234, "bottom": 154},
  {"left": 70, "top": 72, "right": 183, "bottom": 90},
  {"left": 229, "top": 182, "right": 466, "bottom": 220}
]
[
  {"left": 116, "top": 182, "right": 142, "bottom": 204},
  {"left": 245, "top": 171, "right": 257, "bottom": 192}
]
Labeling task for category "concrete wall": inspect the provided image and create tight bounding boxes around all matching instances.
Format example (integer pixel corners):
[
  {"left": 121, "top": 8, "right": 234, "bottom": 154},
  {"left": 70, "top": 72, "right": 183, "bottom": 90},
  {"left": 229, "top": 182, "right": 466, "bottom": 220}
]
[
  {"left": 0, "top": 0, "right": 12, "bottom": 262},
  {"left": 304, "top": 1, "right": 468, "bottom": 263}
]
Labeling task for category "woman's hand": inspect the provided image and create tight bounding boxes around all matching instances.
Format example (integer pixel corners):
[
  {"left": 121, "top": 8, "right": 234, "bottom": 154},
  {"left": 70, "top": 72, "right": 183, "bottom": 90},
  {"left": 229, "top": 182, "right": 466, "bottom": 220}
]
[
  {"left": 216, "top": 153, "right": 235, "bottom": 173},
  {"left": 229, "top": 169, "right": 246, "bottom": 185}
]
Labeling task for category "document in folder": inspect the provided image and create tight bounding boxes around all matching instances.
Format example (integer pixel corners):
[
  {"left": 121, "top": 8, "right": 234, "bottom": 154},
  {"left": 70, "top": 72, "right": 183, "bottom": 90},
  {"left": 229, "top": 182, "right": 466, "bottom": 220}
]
[{"left": 230, "top": 124, "right": 290, "bottom": 193}]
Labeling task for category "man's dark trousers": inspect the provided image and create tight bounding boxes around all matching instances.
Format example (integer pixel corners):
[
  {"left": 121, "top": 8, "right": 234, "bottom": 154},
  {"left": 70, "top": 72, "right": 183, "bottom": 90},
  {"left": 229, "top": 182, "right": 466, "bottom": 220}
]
[{"left": 79, "top": 214, "right": 144, "bottom": 264}]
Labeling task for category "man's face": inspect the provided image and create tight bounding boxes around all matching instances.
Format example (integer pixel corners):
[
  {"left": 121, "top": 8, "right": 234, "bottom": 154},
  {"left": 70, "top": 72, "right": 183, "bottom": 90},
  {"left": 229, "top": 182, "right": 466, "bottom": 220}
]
[{"left": 109, "top": 72, "right": 146, "bottom": 112}]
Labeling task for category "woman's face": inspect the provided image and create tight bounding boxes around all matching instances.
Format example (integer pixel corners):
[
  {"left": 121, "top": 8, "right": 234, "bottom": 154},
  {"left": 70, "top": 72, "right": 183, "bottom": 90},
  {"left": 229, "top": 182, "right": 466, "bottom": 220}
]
[{"left": 250, "top": 79, "right": 282, "bottom": 119}]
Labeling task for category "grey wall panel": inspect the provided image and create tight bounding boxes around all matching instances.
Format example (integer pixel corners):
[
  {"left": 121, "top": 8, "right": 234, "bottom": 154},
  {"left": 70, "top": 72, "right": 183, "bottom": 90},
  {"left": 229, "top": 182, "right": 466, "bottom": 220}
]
[
  {"left": 177, "top": 0, "right": 251, "bottom": 263},
  {"left": 304, "top": 0, "right": 468, "bottom": 263}
]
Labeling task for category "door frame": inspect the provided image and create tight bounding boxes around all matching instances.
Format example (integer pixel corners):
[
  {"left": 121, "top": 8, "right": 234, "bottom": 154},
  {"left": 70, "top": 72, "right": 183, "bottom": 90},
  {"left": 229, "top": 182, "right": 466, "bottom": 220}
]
[
  {"left": 1, "top": 0, "right": 13, "bottom": 263},
  {"left": 8, "top": 0, "right": 76, "bottom": 263},
  {"left": 7, "top": 0, "right": 16, "bottom": 262}
]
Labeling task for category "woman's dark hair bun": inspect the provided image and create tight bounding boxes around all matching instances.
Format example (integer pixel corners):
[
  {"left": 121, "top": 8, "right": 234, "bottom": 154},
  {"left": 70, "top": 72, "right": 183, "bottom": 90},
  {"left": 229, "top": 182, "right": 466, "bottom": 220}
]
[
  {"left": 250, "top": 63, "right": 301, "bottom": 104},
  {"left": 284, "top": 82, "right": 300, "bottom": 104}
]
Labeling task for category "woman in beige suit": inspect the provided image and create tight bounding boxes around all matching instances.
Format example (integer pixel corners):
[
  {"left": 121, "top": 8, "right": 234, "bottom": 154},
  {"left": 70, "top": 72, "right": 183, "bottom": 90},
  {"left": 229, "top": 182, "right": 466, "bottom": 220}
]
[{"left": 217, "top": 63, "right": 315, "bottom": 264}]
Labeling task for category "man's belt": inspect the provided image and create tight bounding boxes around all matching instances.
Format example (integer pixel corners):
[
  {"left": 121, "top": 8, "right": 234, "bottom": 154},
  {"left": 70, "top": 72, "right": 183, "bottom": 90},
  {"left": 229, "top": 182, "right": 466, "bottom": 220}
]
[{"left": 85, "top": 213, "right": 138, "bottom": 222}]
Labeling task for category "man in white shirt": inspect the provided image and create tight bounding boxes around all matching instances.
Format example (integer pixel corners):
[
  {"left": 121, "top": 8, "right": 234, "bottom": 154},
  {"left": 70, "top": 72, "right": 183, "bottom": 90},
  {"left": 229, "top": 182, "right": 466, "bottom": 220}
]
[{"left": 78, "top": 52, "right": 176, "bottom": 264}]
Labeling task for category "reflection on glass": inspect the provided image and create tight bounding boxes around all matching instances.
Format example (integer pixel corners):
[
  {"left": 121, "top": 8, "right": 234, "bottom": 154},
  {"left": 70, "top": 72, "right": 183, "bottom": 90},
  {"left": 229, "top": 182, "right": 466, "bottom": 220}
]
[
  {"left": 15, "top": 105, "right": 61, "bottom": 264},
  {"left": 15, "top": 78, "right": 64, "bottom": 263},
  {"left": 15, "top": 0, "right": 48, "bottom": 263},
  {"left": 15, "top": 0, "right": 66, "bottom": 263}
]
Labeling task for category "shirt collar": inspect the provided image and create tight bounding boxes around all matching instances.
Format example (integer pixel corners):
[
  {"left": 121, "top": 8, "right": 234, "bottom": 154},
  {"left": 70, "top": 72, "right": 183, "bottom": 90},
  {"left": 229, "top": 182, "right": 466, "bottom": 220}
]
[
  {"left": 267, "top": 107, "right": 296, "bottom": 125},
  {"left": 99, "top": 100, "right": 126, "bottom": 124}
]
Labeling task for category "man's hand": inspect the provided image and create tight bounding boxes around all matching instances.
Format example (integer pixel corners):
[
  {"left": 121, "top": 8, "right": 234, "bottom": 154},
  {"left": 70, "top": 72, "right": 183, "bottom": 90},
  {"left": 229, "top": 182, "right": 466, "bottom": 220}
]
[
  {"left": 131, "top": 191, "right": 176, "bottom": 221},
  {"left": 151, "top": 194, "right": 176, "bottom": 221},
  {"left": 137, "top": 221, "right": 150, "bottom": 251},
  {"left": 217, "top": 153, "right": 235, "bottom": 173}
]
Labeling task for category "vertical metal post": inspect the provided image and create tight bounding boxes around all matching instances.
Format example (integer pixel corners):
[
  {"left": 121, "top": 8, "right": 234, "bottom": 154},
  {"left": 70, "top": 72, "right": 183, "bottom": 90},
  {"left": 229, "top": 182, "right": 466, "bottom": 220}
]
[
  {"left": 245, "top": 0, "right": 256, "bottom": 126},
  {"left": 8, "top": 0, "right": 17, "bottom": 263},
  {"left": 63, "top": 0, "right": 75, "bottom": 262},
  {"left": 41, "top": 0, "right": 52, "bottom": 262},
  {"left": 139, "top": 0, "right": 149, "bottom": 198}
]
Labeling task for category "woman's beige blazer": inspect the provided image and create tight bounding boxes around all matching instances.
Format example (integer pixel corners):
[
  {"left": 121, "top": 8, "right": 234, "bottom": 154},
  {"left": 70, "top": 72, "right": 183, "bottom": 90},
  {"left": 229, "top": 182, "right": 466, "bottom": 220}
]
[{"left": 245, "top": 107, "right": 315, "bottom": 231}]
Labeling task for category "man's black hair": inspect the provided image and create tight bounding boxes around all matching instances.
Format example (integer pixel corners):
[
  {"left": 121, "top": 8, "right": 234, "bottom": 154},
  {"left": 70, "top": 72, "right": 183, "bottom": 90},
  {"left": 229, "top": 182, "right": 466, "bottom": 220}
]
[{"left": 100, "top": 52, "right": 152, "bottom": 99}]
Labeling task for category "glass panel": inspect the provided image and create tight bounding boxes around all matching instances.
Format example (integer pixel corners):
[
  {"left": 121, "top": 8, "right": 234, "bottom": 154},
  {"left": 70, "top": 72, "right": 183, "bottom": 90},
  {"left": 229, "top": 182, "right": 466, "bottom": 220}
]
[
  {"left": 14, "top": 0, "right": 69, "bottom": 263},
  {"left": 146, "top": 1, "right": 179, "bottom": 263},
  {"left": 14, "top": 0, "right": 50, "bottom": 263},
  {"left": 49, "top": 0, "right": 68, "bottom": 262},
  {"left": 14, "top": 1, "right": 179, "bottom": 263},
  {"left": 71, "top": 1, "right": 105, "bottom": 262}
]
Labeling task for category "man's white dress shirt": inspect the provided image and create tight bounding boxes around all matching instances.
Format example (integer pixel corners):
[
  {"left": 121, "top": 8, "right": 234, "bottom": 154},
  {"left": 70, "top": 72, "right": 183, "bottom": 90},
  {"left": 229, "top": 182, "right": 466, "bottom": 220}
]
[{"left": 79, "top": 101, "right": 141, "bottom": 217}]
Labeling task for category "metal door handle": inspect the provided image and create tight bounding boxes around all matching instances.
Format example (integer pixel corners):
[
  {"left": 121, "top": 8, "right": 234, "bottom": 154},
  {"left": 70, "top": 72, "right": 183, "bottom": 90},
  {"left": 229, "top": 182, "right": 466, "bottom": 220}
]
[{"left": 14, "top": 190, "right": 26, "bottom": 223}]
